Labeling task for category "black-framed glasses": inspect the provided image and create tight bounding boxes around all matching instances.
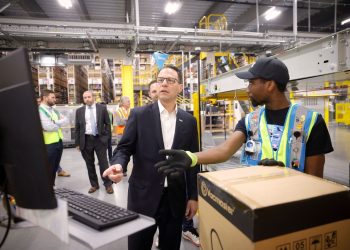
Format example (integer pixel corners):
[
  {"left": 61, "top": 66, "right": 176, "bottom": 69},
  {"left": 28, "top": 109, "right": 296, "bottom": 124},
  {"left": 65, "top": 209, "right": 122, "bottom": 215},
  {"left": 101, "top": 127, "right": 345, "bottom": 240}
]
[{"left": 157, "top": 77, "right": 178, "bottom": 84}]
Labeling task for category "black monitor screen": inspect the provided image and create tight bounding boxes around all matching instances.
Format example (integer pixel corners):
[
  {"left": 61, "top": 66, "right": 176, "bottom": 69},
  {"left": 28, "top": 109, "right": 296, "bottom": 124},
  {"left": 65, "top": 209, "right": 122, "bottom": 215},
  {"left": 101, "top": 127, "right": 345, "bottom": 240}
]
[{"left": 0, "top": 48, "right": 57, "bottom": 209}]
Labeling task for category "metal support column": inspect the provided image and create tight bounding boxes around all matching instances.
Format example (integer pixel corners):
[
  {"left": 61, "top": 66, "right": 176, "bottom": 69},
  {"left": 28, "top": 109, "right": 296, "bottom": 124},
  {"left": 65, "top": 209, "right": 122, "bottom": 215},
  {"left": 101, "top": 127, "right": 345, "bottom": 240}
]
[{"left": 293, "top": 0, "right": 298, "bottom": 40}]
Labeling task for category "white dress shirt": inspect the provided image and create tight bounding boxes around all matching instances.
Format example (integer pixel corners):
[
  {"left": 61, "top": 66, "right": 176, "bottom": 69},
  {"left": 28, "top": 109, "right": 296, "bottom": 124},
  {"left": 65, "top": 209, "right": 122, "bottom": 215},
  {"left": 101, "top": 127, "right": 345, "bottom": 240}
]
[
  {"left": 85, "top": 103, "right": 97, "bottom": 135},
  {"left": 39, "top": 104, "right": 68, "bottom": 131},
  {"left": 158, "top": 100, "right": 177, "bottom": 187}
]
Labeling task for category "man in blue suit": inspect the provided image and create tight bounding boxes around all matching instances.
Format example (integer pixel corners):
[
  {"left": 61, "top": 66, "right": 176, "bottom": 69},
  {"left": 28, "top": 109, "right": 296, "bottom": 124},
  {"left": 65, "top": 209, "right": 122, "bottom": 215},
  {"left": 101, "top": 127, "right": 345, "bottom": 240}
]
[{"left": 103, "top": 65, "right": 199, "bottom": 250}]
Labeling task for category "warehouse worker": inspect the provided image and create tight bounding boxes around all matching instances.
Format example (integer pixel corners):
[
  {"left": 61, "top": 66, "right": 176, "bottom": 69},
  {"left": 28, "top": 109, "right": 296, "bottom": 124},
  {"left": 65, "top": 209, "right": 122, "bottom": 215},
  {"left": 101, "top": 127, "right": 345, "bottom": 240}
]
[
  {"left": 103, "top": 65, "right": 199, "bottom": 250},
  {"left": 39, "top": 90, "right": 69, "bottom": 186},
  {"left": 148, "top": 79, "right": 159, "bottom": 102},
  {"left": 37, "top": 94, "right": 71, "bottom": 177},
  {"left": 115, "top": 96, "right": 130, "bottom": 137},
  {"left": 155, "top": 57, "right": 333, "bottom": 178},
  {"left": 114, "top": 95, "right": 130, "bottom": 176}
]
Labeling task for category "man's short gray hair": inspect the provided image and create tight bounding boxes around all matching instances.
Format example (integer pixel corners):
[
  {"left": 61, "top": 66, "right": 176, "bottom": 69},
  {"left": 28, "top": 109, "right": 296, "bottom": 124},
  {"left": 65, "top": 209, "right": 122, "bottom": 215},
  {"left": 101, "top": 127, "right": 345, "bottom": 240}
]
[{"left": 120, "top": 96, "right": 130, "bottom": 105}]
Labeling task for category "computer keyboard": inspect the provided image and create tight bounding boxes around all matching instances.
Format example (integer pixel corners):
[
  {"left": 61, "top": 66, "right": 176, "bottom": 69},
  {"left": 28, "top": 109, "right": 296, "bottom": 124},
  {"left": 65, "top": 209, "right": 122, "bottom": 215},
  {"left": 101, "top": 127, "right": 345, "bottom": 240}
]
[{"left": 55, "top": 187, "right": 139, "bottom": 231}]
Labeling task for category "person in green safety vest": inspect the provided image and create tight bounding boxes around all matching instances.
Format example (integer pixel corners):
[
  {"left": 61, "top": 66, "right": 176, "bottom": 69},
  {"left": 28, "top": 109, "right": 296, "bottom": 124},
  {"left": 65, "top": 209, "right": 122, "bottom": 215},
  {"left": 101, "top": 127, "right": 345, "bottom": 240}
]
[
  {"left": 155, "top": 57, "right": 334, "bottom": 178},
  {"left": 39, "top": 90, "right": 69, "bottom": 186},
  {"left": 37, "top": 94, "right": 71, "bottom": 177}
]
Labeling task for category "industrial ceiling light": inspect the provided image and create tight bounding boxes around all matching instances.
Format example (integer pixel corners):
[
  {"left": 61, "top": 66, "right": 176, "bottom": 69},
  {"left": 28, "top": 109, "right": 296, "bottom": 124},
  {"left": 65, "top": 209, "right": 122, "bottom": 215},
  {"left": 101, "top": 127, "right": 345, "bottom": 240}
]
[
  {"left": 58, "top": 0, "right": 72, "bottom": 9},
  {"left": 264, "top": 7, "right": 281, "bottom": 21},
  {"left": 341, "top": 17, "right": 350, "bottom": 25},
  {"left": 164, "top": 1, "right": 182, "bottom": 15}
]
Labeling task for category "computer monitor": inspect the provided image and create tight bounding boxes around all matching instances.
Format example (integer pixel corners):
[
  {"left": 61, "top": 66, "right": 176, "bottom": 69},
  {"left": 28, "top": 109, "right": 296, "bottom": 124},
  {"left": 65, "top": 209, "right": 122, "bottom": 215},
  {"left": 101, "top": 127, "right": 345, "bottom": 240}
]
[{"left": 0, "top": 48, "right": 57, "bottom": 209}]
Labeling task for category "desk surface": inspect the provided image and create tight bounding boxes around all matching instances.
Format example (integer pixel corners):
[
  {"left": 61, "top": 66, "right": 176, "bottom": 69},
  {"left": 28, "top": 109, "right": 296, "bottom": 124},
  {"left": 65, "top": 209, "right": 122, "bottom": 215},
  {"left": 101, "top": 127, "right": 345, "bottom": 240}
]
[{"left": 69, "top": 214, "right": 155, "bottom": 249}]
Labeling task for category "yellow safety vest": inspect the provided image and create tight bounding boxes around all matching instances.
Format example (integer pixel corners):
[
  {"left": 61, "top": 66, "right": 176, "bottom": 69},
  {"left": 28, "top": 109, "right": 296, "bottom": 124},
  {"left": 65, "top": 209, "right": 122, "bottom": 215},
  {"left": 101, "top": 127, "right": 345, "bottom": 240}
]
[
  {"left": 39, "top": 106, "right": 63, "bottom": 145},
  {"left": 115, "top": 107, "right": 129, "bottom": 135},
  {"left": 241, "top": 104, "right": 318, "bottom": 172}
]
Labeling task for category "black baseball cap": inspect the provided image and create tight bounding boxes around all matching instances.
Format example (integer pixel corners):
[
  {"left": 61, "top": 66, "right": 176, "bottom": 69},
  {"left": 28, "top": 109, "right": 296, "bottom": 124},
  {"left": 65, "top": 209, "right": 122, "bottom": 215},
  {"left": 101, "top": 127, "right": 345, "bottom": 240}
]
[{"left": 235, "top": 57, "right": 289, "bottom": 85}]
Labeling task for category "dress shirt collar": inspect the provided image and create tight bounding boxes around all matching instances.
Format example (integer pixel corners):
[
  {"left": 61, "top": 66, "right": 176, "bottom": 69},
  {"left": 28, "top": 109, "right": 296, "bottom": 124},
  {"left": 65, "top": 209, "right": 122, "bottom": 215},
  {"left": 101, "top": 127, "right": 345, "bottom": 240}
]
[
  {"left": 87, "top": 103, "right": 96, "bottom": 109},
  {"left": 158, "top": 100, "right": 177, "bottom": 115}
]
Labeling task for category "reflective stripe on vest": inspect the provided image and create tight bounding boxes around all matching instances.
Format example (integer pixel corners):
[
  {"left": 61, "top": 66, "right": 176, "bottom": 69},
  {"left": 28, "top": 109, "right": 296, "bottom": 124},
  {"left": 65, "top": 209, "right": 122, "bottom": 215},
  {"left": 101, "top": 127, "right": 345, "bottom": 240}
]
[
  {"left": 39, "top": 106, "right": 63, "bottom": 144},
  {"left": 240, "top": 104, "right": 318, "bottom": 172},
  {"left": 116, "top": 108, "right": 129, "bottom": 135}
]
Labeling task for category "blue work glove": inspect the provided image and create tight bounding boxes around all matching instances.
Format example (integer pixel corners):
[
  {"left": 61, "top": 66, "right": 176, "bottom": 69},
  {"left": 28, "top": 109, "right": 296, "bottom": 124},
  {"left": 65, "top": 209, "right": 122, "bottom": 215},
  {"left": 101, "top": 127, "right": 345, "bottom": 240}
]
[
  {"left": 257, "top": 158, "right": 285, "bottom": 167},
  {"left": 155, "top": 149, "right": 197, "bottom": 177}
]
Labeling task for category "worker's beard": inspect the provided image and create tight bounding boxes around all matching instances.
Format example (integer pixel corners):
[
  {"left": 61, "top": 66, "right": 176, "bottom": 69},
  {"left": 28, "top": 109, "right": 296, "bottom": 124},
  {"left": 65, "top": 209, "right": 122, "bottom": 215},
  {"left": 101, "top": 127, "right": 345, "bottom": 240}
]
[{"left": 250, "top": 97, "right": 262, "bottom": 107}]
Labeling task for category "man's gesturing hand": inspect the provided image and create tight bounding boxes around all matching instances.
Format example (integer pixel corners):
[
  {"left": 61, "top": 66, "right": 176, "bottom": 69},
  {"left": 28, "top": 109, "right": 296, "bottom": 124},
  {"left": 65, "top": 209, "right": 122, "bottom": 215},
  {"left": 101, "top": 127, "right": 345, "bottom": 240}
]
[
  {"left": 102, "top": 164, "right": 124, "bottom": 183},
  {"left": 155, "top": 149, "right": 197, "bottom": 176}
]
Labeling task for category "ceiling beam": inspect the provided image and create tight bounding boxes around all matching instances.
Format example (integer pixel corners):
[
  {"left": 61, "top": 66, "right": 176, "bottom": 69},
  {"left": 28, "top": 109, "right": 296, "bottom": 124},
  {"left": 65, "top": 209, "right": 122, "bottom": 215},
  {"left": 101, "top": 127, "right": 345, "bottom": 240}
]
[
  {"left": 0, "top": 17, "right": 328, "bottom": 53},
  {"left": 73, "top": 0, "right": 91, "bottom": 20},
  {"left": 195, "top": 0, "right": 336, "bottom": 10},
  {"left": 0, "top": 2, "right": 11, "bottom": 13},
  {"left": 228, "top": 1, "right": 349, "bottom": 33},
  {"left": 86, "top": 32, "right": 97, "bottom": 52},
  {"left": 166, "top": 35, "right": 181, "bottom": 52},
  {"left": 296, "top": 4, "right": 350, "bottom": 32},
  {"left": 231, "top": 4, "right": 271, "bottom": 32},
  {"left": 18, "top": 0, "right": 48, "bottom": 18},
  {"left": 202, "top": 2, "right": 233, "bottom": 17},
  {"left": 125, "top": 0, "right": 134, "bottom": 24},
  {"left": 0, "top": 27, "right": 23, "bottom": 47}
]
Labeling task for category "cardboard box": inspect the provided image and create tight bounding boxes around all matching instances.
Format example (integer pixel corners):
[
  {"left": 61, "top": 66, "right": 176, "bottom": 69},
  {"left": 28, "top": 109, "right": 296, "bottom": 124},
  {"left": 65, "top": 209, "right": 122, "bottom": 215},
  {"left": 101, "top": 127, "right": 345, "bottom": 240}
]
[{"left": 198, "top": 166, "right": 350, "bottom": 250}]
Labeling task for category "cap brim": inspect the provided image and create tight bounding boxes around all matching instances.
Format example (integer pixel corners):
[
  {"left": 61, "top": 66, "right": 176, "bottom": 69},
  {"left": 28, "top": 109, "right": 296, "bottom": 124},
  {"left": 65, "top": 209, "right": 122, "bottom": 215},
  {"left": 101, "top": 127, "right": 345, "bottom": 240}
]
[{"left": 235, "top": 71, "right": 256, "bottom": 80}]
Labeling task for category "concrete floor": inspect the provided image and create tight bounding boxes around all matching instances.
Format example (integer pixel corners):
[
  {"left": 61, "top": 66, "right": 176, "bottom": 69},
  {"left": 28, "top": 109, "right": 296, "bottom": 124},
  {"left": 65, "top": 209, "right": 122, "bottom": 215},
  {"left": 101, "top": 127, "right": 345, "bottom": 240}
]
[{"left": 0, "top": 124, "right": 349, "bottom": 250}]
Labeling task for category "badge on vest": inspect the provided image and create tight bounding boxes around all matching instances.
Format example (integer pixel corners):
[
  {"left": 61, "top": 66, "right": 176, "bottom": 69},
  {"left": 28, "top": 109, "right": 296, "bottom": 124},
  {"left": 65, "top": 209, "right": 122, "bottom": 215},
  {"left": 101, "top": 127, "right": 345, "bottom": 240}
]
[
  {"left": 245, "top": 140, "right": 256, "bottom": 154},
  {"left": 245, "top": 140, "right": 261, "bottom": 160}
]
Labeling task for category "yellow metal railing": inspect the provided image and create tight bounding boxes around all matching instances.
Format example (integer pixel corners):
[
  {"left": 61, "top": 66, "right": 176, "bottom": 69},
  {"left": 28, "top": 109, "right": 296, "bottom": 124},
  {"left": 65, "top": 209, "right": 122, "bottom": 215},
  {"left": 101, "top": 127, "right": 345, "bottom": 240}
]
[{"left": 199, "top": 14, "right": 228, "bottom": 30}]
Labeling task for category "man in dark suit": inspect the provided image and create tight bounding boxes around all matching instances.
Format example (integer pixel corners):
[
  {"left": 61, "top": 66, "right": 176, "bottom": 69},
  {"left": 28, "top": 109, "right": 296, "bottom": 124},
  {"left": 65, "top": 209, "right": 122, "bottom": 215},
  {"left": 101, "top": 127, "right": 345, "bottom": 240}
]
[
  {"left": 75, "top": 91, "right": 113, "bottom": 194},
  {"left": 103, "top": 65, "right": 199, "bottom": 250}
]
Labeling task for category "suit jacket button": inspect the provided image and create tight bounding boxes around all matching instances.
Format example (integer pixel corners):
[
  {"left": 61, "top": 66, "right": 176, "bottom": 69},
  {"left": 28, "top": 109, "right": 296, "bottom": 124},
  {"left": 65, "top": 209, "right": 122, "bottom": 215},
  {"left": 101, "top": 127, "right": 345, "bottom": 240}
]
[{"left": 160, "top": 182, "right": 164, "bottom": 186}]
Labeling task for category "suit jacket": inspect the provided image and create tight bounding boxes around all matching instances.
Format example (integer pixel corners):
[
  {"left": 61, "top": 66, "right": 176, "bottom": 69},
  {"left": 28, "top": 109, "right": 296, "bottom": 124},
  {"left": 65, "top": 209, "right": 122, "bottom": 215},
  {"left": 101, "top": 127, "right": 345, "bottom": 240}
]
[
  {"left": 75, "top": 103, "right": 111, "bottom": 150},
  {"left": 111, "top": 102, "right": 199, "bottom": 218}
]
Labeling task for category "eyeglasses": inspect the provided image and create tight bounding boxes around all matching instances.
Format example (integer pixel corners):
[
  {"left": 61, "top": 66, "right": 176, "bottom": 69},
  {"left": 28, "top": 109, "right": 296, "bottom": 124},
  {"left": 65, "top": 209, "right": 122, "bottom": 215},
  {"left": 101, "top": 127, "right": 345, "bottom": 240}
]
[{"left": 157, "top": 77, "right": 178, "bottom": 84}]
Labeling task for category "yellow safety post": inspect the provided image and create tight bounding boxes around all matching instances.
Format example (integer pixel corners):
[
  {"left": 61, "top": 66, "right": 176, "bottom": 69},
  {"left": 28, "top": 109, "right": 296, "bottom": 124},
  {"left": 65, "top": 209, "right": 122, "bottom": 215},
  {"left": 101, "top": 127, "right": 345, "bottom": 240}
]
[
  {"left": 324, "top": 81, "right": 329, "bottom": 125},
  {"left": 192, "top": 92, "right": 201, "bottom": 137},
  {"left": 121, "top": 65, "right": 134, "bottom": 108},
  {"left": 344, "top": 80, "right": 350, "bottom": 125},
  {"left": 336, "top": 103, "right": 345, "bottom": 124}
]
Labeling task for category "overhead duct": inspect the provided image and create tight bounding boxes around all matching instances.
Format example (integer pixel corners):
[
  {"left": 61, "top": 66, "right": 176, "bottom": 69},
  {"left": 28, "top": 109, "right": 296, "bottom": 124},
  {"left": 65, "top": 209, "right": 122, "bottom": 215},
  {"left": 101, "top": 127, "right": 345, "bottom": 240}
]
[
  {"left": 30, "top": 53, "right": 92, "bottom": 66},
  {"left": 67, "top": 53, "right": 93, "bottom": 64}
]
